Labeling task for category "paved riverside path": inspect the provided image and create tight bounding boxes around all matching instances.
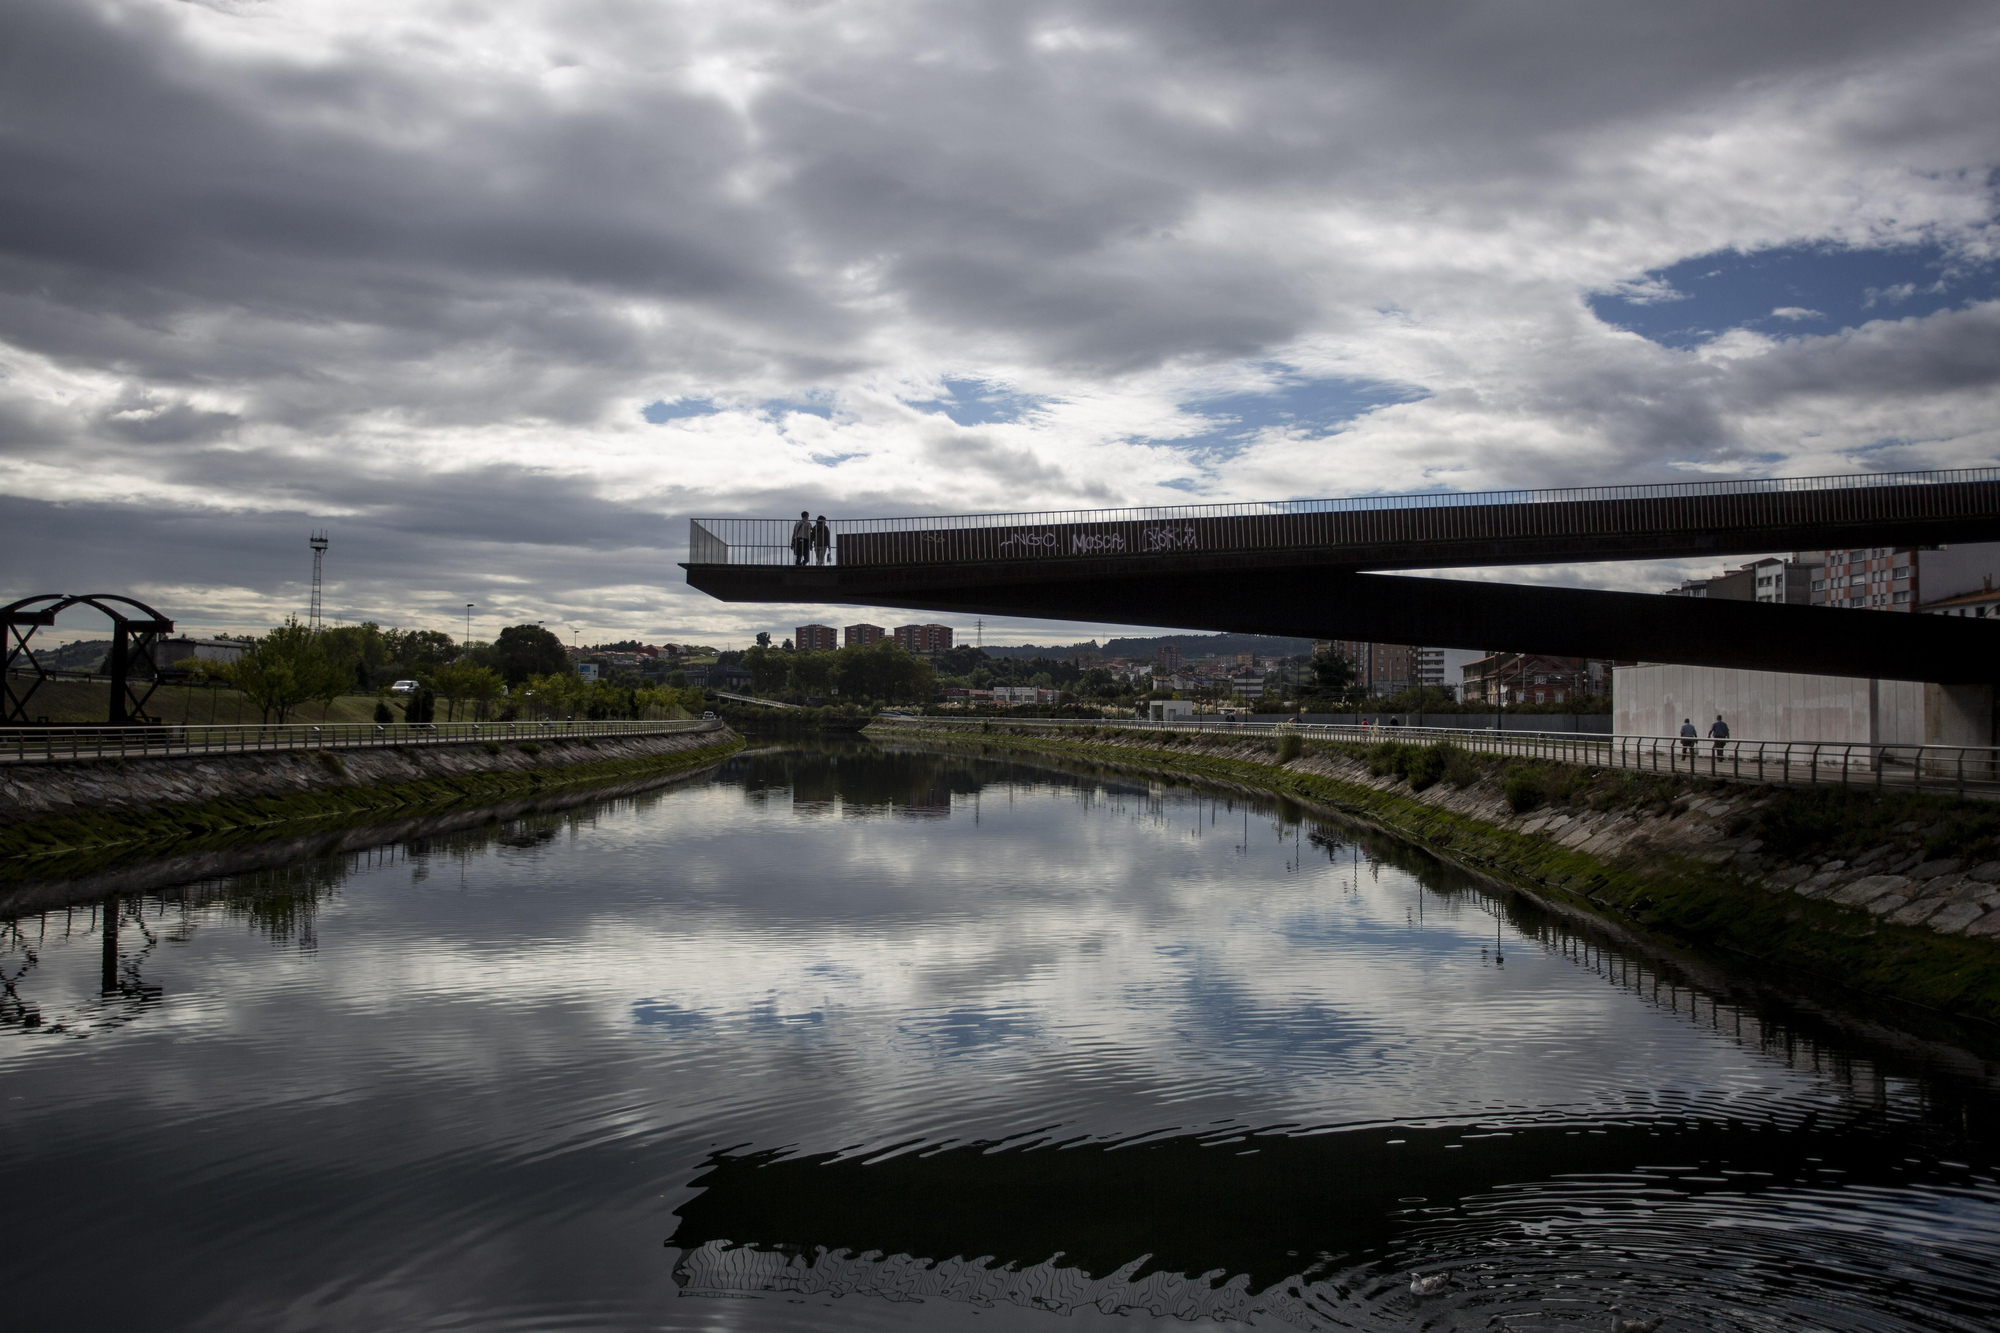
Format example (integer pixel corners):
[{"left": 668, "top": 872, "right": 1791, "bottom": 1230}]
[
  {"left": 872, "top": 716, "right": 2000, "bottom": 802},
  {"left": 0, "top": 718, "right": 717, "bottom": 766}
]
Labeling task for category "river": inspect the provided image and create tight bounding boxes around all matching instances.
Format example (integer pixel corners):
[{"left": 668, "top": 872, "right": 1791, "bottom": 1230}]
[{"left": 4, "top": 740, "right": 1998, "bottom": 1331}]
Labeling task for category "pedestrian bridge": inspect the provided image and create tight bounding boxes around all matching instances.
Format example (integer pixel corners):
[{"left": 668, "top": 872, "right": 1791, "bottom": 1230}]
[{"left": 684, "top": 468, "right": 2000, "bottom": 683}]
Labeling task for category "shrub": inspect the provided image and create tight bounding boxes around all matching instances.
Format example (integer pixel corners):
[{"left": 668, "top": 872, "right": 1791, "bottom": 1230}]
[
  {"left": 482, "top": 740, "right": 502, "bottom": 756},
  {"left": 517, "top": 742, "right": 541, "bottom": 757},
  {"left": 1403, "top": 745, "right": 1448, "bottom": 791},
  {"left": 1276, "top": 732, "right": 1304, "bottom": 763},
  {"left": 1366, "top": 742, "right": 1409, "bottom": 777},
  {"left": 1503, "top": 768, "right": 1543, "bottom": 813},
  {"left": 373, "top": 698, "right": 394, "bottom": 724},
  {"left": 1439, "top": 743, "right": 1482, "bottom": 789}
]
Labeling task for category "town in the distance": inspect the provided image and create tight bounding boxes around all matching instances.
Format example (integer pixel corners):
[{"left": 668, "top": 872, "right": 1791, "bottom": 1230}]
[{"left": 29, "top": 540, "right": 1998, "bottom": 730}]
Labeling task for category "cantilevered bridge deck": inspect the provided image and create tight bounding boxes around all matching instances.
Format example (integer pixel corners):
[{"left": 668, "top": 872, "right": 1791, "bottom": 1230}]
[{"left": 684, "top": 468, "right": 2000, "bottom": 683}]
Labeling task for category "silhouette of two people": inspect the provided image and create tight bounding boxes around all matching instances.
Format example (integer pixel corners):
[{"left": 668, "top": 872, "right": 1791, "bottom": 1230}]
[{"left": 792, "top": 512, "right": 831, "bottom": 566}]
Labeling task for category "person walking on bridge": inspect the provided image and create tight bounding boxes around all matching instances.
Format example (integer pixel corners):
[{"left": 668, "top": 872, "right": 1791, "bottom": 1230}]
[
  {"left": 1709, "top": 713, "right": 1730, "bottom": 757},
  {"left": 791, "top": 511, "right": 812, "bottom": 566},
  {"left": 812, "top": 514, "right": 831, "bottom": 565},
  {"left": 1679, "top": 718, "right": 1697, "bottom": 758}
]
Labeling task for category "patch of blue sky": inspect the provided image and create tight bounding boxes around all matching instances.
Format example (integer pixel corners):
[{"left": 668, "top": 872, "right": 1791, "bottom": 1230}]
[
  {"left": 762, "top": 388, "right": 839, "bottom": 420},
  {"left": 1163, "top": 372, "right": 1425, "bottom": 463},
  {"left": 1590, "top": 241, "right": 1997, "bottom": 350},
  {"left": 905, "top": 375, "right": 1051, "bottom": 426},
  {"left": 809, "top": 451, "right": 865, "bottom": 467},
  {"left": 641, "top": 396, "right": 716, "bottom": 423}
]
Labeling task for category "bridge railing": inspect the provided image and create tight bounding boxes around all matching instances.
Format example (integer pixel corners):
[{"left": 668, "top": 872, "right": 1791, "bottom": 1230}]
[
  {"left": 871, "top": 715, "right": 2000, "bottom": 799},
  {"left": 0, "top": 717, "right": 721, "bottom": 766},
  {"left": 687, "top": 466, "right": 2000, "bottom": 566}
]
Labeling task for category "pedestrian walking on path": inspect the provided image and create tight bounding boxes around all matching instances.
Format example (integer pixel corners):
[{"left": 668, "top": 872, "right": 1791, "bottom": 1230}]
[
  {"left": 791, "top": 511, "right": 812, "bottom": 566},
  {"left": 1679, "top": 717, "right": 1697, "bottom": 757},
  {"left": 812, "top": 515, "right": 831, "bottom": 565},
  {"left": 1709, "top": 713, "right": 1730, "bottom": 756}
]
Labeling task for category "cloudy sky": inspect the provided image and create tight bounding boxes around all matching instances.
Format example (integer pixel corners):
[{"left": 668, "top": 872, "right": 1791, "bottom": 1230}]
[{"left": 4, "top": 0, "right": 1998, "bottom": 647}]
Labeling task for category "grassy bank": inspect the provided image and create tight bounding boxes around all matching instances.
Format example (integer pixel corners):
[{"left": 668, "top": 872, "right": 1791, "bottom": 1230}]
[
  {"left": 12, "top": 676, "right": 391, "bottom": 725},
  {"left": 0, "top": 735, "right": 743, "bottom": 882},
  {"left": 881, "top": 723, "right": 2000, "bottom": 1027}
]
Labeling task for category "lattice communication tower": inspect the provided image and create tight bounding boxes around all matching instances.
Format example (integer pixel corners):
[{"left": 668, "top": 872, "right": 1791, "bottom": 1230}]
[{"left": 308, "top": 530, "right": 329, "bottom": 631}]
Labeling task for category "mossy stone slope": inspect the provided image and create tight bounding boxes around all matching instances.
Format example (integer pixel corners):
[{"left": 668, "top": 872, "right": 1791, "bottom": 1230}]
[{"left": 0, "top": 734, "right": 742, "bottom": 873}]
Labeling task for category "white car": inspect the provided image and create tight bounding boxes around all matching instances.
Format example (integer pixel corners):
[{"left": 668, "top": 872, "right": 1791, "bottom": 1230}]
[{"left": 389, "top": 680, "right": 420, "bottom": 694}]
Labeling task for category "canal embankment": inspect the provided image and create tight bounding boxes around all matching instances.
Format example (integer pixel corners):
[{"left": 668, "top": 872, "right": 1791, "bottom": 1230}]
[
  {"left": 0, "top": 724, "right": 743, "bottom": 885},
  {"left": 875, "top": 719, "right": 2000, "bottom": 1024}
]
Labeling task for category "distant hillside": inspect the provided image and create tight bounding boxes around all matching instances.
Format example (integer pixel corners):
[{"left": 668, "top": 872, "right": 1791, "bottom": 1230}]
[
  {"left": 982, "top": 633, "right": 1315, "bottom": 661},
  {"left": 26, "top": 638, "right": 111, "bottom": 672}
]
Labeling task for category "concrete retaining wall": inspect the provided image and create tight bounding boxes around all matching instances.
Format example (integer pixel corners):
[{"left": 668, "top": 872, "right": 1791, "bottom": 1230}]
[{"left": 1613, "top": 665, "right": 1945, "bottom": 744}]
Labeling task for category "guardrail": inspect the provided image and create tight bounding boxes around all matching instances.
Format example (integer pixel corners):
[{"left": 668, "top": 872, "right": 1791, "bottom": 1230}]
[
  {"left": 872, "top": 715, "right": 2000, "bottom": 799},
  {"left": 0, "top": 717, "right": 720, "bottom": 766},
  {"left": 688, "top": 465, "right": 2000, "bottom": 567}
]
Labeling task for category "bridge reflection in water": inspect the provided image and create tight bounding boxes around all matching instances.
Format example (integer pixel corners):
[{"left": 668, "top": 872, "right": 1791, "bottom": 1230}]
[{"left": 668, "top": 1106, "right": 1991, "bottom": 1328}]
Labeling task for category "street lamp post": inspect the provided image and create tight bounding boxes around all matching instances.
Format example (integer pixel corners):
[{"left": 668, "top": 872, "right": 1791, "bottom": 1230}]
[{"left": 465, "top": 603, "right": 474, "bottom": 646}]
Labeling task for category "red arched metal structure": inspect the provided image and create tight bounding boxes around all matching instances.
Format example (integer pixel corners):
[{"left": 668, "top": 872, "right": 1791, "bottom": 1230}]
[{"left": 2, "top": 594, "right": 176, "bottom": 725}]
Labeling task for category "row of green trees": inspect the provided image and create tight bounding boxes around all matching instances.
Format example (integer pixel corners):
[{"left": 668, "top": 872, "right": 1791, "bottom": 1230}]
[
  {"left": 738, "top": 641, "right": 935, "bottom": 704},
  {"left": 171, "top": 619, "right": 679, "bottom": 723}
]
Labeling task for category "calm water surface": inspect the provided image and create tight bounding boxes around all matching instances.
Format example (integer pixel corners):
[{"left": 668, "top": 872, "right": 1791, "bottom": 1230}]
[{"left": 5, "top": 741, "right": 2000, "bottom": 1331}]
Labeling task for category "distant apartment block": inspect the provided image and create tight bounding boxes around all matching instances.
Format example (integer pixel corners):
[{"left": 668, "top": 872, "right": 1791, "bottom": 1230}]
[
  {"left": 843, "top": 623, "right": 886, "bottom": 649},
  {"left": 892, "top": 623, "right": 953, "bottom": 654},
  {"left": 1750, "top": 556, "right": 1817, "bottom": 604},
  {"left": 1669, "top": 556, "right": 1820, "bottom": 604},
  {"left": 795, "top": 623, "right": 838, "bottom": 651},
  {"left": 1228, "top": 672, "right": 1266, "bottom": 700},
  {"left": 1325, "top": 641, "right": 1417, "bottom": 698},
  {"left": 1414, "top": 646, "right": 1485, "bottom": 697},
  {"left": 1802, "top": 543, "right": 2000, "bottom": 613},
  {"left": 1156, "top": 644, "right": 1184, "bottom": 672}
]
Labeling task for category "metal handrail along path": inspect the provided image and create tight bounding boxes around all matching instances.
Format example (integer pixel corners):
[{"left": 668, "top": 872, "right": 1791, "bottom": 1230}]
[
  {"left": 0, "top": 717, "right": 721, "bottom": 766},
  {"left": 871, "top": 715, "right": 2000, "bottom": 799}
]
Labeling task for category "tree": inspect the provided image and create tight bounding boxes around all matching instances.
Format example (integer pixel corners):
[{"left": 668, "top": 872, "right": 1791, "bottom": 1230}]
[
  {"left": 468, "top": 665, "right": 505, "bottom": 719},
  {"left": 833, "top": 641, "right": 934, "bottom": 705},
  {"left": 320, "top": 623, "right": 389, "bottom": 689},
  {"left": 225, "top": 618, "right": 349, "bottom": 723},
  {"left": 790, "top": 650, "right": 836, "bottom": 699},
  {"left": 384, "top": 628, "right": 457, "bottom": 674},
  {"left": 493, "top": 624, "right": 569, "bottom": 684},
  {"left": 741, "top": 644, "right": 790, "bottom": 696},
  {"left": 430, "top": 661, "right": 503, "bottom": 721},
  {"left": 755, "top": 631, "right": 771, "bottom": 648},
  {"left": 1296, "top": 650, "right": 1357, "bottom": 707},
  {"left": 522, "top": 671, "right": 580, "bottom": 718}
]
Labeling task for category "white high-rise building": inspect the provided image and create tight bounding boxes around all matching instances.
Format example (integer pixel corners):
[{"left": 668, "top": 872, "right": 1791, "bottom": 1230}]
[{"left": 1415, "top": 647, "right": 1486, "bottom": 699}]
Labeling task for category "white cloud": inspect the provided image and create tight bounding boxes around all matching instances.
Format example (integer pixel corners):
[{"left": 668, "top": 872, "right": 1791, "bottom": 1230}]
[{"left": 1771, "top": 306, "right": 1825, "bottom": 320}]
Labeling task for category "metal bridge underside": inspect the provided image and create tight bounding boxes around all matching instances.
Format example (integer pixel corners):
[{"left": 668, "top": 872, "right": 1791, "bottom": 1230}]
[
  {"left": 684, "top": 477, "right": 2000, "bottom": 684},
  {"left": 685, "top": 563, "right": 1999, "bottom": 684}
]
